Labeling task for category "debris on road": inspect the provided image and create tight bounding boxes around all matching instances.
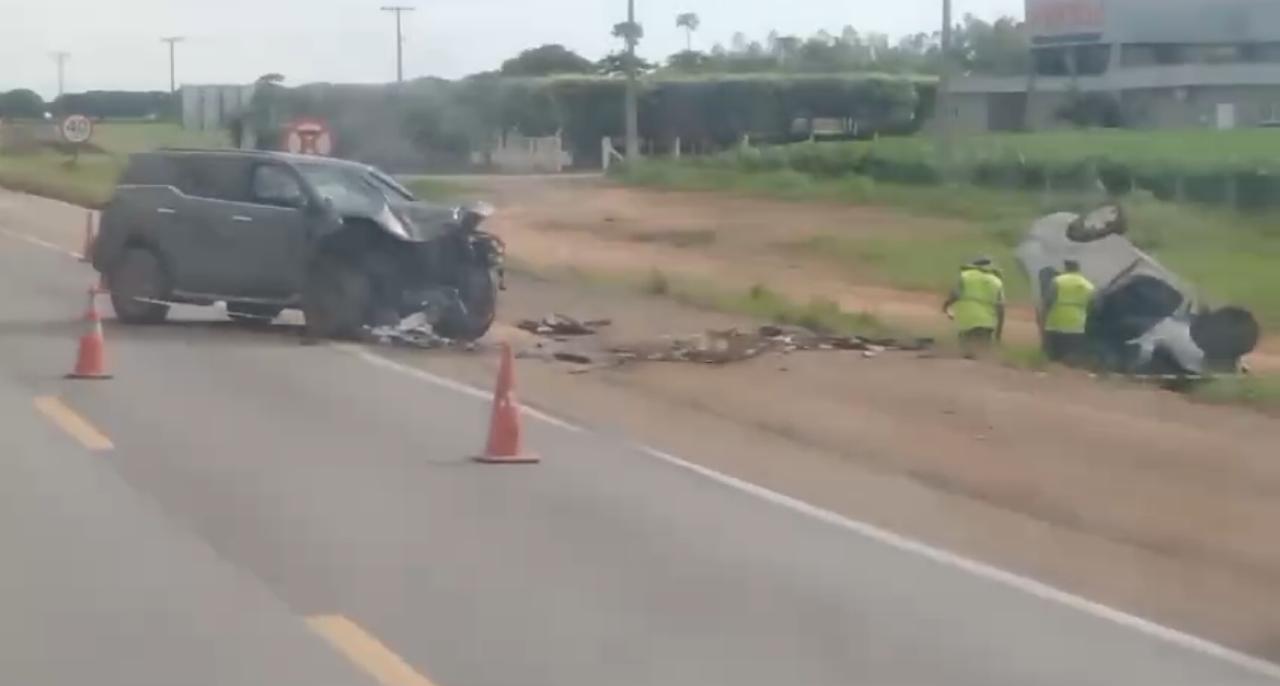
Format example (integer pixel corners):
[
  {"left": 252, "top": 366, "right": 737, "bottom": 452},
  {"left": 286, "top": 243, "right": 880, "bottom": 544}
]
[
  {"left": 368, "top": 312, "right": 479, "bottom": 351},
  {"left": 517, "top": 314, "right": 612, "bottom": 337},
  {"left": 609, "top": 327, "right": 933, "bottom": 365}
]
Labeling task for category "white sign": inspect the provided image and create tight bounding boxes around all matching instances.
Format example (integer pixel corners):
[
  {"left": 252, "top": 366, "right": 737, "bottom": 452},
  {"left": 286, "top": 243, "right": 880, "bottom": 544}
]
[
  {"left": 282, "top": 118, "right": 334, "bottom": 157},
  {"left": 60, "top": 114, "right": 94, "bottom": 144}
]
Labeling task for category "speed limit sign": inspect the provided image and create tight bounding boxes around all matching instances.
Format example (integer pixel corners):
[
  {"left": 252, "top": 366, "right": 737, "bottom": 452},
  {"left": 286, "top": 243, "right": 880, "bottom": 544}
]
[
  {"left": 281, "top": 118, "right": 334, "bottom": 157},
  {"left": 60, "top": 114, "right": 94, "bottom": 144}
]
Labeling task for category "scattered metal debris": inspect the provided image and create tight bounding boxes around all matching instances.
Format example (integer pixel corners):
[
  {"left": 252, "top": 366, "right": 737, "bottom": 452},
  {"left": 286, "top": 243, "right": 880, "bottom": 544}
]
[
  {"left": 517, "top": 314, "right": 612, "bottom": 337},
  {"left": 609, "top": 327, "right": 933, "bottom": 365},
  {"left": 368, "top": 312, "right": 478, "bottom": 351}
]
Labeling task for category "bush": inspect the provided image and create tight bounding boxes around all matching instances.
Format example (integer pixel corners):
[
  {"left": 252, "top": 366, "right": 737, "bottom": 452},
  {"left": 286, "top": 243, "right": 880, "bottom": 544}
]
[{"left": 688, "top": 129, "right": 1280, "bottom": 212}]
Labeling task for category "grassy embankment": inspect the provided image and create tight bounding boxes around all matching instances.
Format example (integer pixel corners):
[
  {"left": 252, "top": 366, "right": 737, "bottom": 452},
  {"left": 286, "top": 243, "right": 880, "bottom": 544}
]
[
  {"left": 616, "top": 153, "right": 1280, "bottom": 331},
  {"left": 611, "top": 134, "right": 1280, "bottom": 411},
  {"left": 0, "top": 122, "right": 226, "bottom": 207}
]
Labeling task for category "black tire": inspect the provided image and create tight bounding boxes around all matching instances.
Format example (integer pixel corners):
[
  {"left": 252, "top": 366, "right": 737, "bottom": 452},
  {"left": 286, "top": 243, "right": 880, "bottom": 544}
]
[
  {"left": 435, "top": 264, "right": 498, "bottom": 341},
  {"left": 109, "top": 247, "right": 170, "bottom": 324},
  {"left": 226, "top": 303, "right": 284, "bottom": 325},
  {"left": 302, "top": 257, "right": 370, "bottom": 340}
]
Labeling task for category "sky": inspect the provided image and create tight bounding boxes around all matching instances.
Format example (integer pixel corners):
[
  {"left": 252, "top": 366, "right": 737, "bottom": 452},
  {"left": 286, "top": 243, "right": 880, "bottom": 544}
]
[{"left": 0, "top": 0, "right": 1023, "bottom": 99}]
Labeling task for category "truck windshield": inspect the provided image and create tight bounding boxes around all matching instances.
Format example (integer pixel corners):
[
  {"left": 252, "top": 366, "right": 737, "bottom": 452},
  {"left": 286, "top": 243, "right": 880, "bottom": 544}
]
[{"left": 296, "top": 163, "right": 397, "bottom": 215}]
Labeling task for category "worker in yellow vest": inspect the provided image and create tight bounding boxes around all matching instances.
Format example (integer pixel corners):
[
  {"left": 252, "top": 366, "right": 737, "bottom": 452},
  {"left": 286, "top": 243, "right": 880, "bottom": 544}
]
[
  {"left": 1042, "top": 259, "right": 1097, "bottom": 365},
  {"left": 942, "top": 257, "right": 1006, "bottom": 359}
]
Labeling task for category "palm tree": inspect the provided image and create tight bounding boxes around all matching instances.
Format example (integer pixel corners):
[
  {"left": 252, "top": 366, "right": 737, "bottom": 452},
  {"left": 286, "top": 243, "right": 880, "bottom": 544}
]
[{"left": 676, "top": 12, "right": 701, "bottom": 52}]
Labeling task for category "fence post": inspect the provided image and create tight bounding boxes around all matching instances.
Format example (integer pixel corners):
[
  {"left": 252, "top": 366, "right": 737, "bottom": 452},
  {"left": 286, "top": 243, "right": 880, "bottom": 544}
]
[
  {"left": 1174, "top": 174, "right": 1186, "bottom": 203},
  {"left": 672, "top": 136, "right": 682, "bottom": 160}
]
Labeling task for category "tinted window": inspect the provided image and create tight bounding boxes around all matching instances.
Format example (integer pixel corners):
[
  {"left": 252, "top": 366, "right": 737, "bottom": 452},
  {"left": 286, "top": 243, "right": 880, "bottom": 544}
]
[
  {"left": 250, "top": 164, "right": 307, "bottom": 208},
  {"left": 119, "top": 154, "right": 175, "bottom": 186},
  {"left": 173, "top": 155, "right": 250, "bottom": 202}
]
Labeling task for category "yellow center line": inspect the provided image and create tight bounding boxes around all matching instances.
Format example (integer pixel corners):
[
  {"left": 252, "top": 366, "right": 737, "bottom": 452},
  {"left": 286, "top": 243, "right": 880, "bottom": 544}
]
[
  {"left": 307, "top": 615, "right": 440, "bottom": 686},
  {"left": 33, "top": 396, "right": 114, "bottom": 451}
]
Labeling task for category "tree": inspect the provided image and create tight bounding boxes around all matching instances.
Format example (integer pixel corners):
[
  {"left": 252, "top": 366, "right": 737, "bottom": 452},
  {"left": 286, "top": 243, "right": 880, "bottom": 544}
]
[
  {"left": 597, "top": 52, "right": 656, "bottom": 76},
  {"left": 676, "top": 12, "right": 701, "bottom": 52},
  {"left": 500, "top": 44, "right": 594, "bottom": 77},
  {"left": 667, "top": 50, "right": 710, "bottom": 73},
  {"left": 612, "top": 20, "right": 644, "bottom": 44},
  {"left": 0, "top": 89, "right": 46, "bottom": 118},
  {"left": 774, "top": 36, "right": 801, "bottom": 65}
]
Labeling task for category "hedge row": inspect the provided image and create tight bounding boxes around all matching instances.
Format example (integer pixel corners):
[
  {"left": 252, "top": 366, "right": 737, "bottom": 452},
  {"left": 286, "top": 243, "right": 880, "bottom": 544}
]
[{"left": 708, "top": 131, "right": 1280, "bottom": 211}]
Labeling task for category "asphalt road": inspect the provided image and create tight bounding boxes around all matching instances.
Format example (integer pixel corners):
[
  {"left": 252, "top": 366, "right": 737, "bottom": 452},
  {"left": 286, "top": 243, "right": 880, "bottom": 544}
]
[{"left": 2, "top": 225, "right": 1278, "bottom": 685}]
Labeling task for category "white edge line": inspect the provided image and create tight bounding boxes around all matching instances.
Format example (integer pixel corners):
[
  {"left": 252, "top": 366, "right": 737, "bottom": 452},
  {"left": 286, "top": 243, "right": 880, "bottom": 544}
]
[
  {"left": 0, "top": 227, "right": 82, "bottom": 260},
  {"left": 336, "top": 343, "right": 583, "bottom": 433},
  {"left": 639, "top": 443, "right": 1280, "bottom": 680},
  {"left": 342, "top": 330, "right": 1280, "bottom": 678}
]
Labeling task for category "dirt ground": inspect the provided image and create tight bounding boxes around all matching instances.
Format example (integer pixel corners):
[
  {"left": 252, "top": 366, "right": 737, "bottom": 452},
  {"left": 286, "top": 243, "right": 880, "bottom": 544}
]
[
  {"left": 471, "top": 175, "right": 1278, "bottom": 365},
  {"left": 5, "top": 183, "right": 1280, "bottom": 661}
]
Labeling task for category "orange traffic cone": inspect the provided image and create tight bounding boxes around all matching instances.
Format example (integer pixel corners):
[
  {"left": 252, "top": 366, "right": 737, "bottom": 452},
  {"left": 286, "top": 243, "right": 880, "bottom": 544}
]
[
  {"left": 79, "top": 211, "right": 95, "bottom": 263},
  {"left": 474, "top": 343, "right": 538, "bottom": 464},
  {"left": 67, "top": 287, "right": 112, "bottom": 380}
]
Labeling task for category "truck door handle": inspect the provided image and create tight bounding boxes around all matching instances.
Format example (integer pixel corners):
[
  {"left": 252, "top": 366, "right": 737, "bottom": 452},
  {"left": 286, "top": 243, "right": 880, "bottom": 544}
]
[
  {"left": 231, "top": 215, "right": 253, "bottom": 223},
  {"left": 157, "top": 207, "right": 176, "bottom": 215}
]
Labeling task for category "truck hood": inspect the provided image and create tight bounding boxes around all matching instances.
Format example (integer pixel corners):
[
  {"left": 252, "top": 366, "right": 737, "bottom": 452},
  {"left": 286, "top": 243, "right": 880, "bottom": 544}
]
[{"left": 382, "top": 201, "right": 461, "bottom": 243}]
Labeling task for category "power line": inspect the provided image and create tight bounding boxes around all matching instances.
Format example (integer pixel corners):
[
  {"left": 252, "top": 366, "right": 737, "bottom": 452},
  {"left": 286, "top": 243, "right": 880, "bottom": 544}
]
[
  {"left": 161, "top": 36, "right": 185, "bottom": 95},
  {"left": 380, "top": 5, "right": 415, "bottom": 84},
  {"left": 50, "top": 51, "right": 70, "bottom": 98}
]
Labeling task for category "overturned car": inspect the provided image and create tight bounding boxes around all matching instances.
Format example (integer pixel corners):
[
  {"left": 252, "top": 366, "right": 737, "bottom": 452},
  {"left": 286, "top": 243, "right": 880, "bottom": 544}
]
[
  {"left": 93, "top": 150, "right": 503, "bottom": 340},
  {"left": 1017, "top": 205, "right": 1258, "bottom": 375}
]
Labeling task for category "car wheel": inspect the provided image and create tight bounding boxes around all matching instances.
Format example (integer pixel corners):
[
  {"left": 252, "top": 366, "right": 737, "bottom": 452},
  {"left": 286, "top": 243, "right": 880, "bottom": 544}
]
[
  {"left": 226, "top": 303, "right": 284, "bottom": 326},
  {"left": 302, "top": 257, "right": 370, "bottom": 340},
  {"left": 435, "top": 264, "right": 498, "bottom": 341},
  {"left": 109, "top": 247, "right": 170, "bottom": 324}
]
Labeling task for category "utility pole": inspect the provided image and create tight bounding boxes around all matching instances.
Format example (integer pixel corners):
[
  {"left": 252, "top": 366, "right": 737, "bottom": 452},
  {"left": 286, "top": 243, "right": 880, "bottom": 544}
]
[
  {"left": 623, "top": 0, "right": 640, "bottom": 160},
  {"left": 381, "top": 5, "right": 415, "bottom": 84},
  {"left": 161, "top": 36, "right": 185, "bottom": 94},
  {"left": 51, "top": 51, "right": 70, "bottom": 98},
  {"left": 936, "top": 0, "right": 954, "bottom": 174}
]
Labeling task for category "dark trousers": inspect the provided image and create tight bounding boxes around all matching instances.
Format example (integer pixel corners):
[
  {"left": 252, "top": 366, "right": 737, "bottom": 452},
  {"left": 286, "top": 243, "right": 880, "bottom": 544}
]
[
  {"left": 959, "top": 327, "right": 995, "bottom": 359},
  {"left": 1044, "top": 332, "right": 1088, "bottom": 366}
]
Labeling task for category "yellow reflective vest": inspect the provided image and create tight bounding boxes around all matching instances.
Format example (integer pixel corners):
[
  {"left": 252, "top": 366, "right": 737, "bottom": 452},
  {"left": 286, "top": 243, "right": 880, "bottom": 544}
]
[
  {"left": 1045, "top": 272, "right": 1096, "bottom": 334},
  {"left": 953, "top": 268, "right": 1004, "bottom": 332}
]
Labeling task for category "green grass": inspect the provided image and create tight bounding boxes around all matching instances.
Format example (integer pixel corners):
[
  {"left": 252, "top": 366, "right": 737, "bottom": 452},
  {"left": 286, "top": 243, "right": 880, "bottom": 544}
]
[
  {"left": 89, "top": 121, "right": 227, "bottom": 154},
  {"left": 615, "top": 160, "right": 1280, "bottom": 330},
  {"left": 1189, "top": 374, "right": 1280, "bottom": 413},
  {"left": 790, "top": 233, "right": 1031, "bottom": 301},
  {"left": 673, "top": 281, "right": 889, "bottom": 336},
  {"left": 402, "top": 177, "right": 476, "bottom": 203},
  {"left": 520, "top": 260, "right": 892, "bottom": 338},
  {"left": 0, "top": 122, "right": 228, "bottom": 207},
  {"left": 0, "top": 153, "right": 121, "bottom": 207},
  {"left": 853, "top": 129, "right": 1280, "bottom": 173}
]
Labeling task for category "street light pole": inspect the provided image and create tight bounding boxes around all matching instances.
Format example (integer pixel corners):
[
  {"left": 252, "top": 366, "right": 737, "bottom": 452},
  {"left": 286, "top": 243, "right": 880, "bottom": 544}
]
[
  {"left": 624, "top": 0, "right": 640, "bottom": 160},
  {"left": 51, "top": 51, "right": 70, "bottom": 98},
  {"left": 381, "top": 5, "right": 415, "bottom": 84},
  {"left": 937, "top": 0, "right": 954, "bottom": 173},
  {"left": 161, "top": 37, "right": 185, "bottom": 95}
]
